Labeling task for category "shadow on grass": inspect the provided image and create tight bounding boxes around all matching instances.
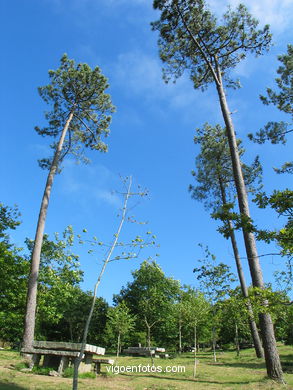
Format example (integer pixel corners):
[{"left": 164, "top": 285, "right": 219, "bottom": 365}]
[
  {"left": 120, "top": 373, "right": 261, "bottom": 385},
  {"left": 0, "top": 382, "right": 27, "bottom": 390}
]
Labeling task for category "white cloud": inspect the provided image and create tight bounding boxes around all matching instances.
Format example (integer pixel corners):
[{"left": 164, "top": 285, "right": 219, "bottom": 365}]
[
  {"left": 94, "top": 189, "right": 121, "bottom": 207},
  {"left": 59, "top": 161, "right": 122, "bottom": 208},
  {"left": 113, "top": 51, "right": 163, "bottom": 98},
  {"left": 112, "top": 50, "right": 220, "bottom": 122},
  {"left": 209, "top": 0, "right": 293, "bottom": 33}
]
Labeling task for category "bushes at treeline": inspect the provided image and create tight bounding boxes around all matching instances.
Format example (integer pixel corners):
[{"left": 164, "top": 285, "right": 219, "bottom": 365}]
[{"left": 0, "top": 202, "right": 292, "bottom": 350}]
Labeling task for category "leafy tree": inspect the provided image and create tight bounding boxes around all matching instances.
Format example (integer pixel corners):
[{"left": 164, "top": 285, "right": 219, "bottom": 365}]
[
  {"left": 219, "top": 288, "right": 252, "bottom": 356},
  {"left": 24, "top": 54, "right": 115, "bottom": 350},
  {"left": 64, "top": 290, "right": 108, "bottom": 345},
  {"left": 152, "top": 0, "right": 284, "bottom": 381},
  {"left": 104, "top": 302, "right": 136, "bottom": 357},
  {"left": 173, "top": 289, "right": 191, "bottom": 354},
  {"left": 115, "top": 260, "right": 180, "bottom": 352},
  {"left": 189, "top": 123, "right": 263, "bottom": 358},
  {"left": 38, "top": 287, "right": 108, "bottom": 345},
  {"left": 0, "top": 204, "right": 89, "bottom": 345},
  {"left": 181, "top": 287, "right": 209, "bottom": 377},
  {"left": 0, "top": 204, "right": 28, "bottom": 344}
]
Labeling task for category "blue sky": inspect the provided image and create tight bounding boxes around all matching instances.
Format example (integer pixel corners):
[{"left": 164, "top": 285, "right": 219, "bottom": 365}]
[{"left": 1, "top": 0, "right": 292, "bottom": 303}]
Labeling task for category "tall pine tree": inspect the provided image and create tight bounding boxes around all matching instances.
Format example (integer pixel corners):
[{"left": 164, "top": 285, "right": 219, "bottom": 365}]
[
  {"left": 23, "top": 55, "right": 115, "bottom": 350},
  {"left": 152, "top": 0, "right": 283, "bottom": 381}
]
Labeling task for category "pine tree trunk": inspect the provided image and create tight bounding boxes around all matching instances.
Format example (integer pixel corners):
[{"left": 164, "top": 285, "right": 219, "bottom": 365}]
[
  {"left": 229, "top": 222, "right": 264, "bottom": 358},
  {"left": 215, "top": 70, "right": 284, "bottom": 382},
  {"left": 23, "top": 111, "right": 74, "bottom": 349},
  {"left": 218, "top": 178, "right": 264, "bottom": 358}
]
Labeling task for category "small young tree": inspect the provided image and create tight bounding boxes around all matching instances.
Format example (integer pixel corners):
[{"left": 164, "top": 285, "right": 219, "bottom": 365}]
[
  {"left": 23, "top": 54, "right": 115, "bottom": 350},
  {"left": 194, "top": 245, "right": 236, "bottom": 362},
  {"left": 182, "top": 287, "right": 209, "bottom": 377},
  {"left": 152, "top": 0, "right": 284, "bottom": 381},
  {"left": 105, "top": 302, "right": 136, "bottom": 357},
  {"left": 173, "top": 289, "right": 190, "bottom": 354},
  {"left": 72, "top": 177, "right": 154, "bottom": 390}
]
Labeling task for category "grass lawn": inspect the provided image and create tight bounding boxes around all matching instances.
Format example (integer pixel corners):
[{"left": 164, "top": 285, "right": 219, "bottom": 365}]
[{"left": 0, "top": 344, "right": 292, "bottom": 389}]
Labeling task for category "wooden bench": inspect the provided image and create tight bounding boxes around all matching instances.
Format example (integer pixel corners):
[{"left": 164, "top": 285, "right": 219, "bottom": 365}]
[
  {"left": 123, "top": 347, "right": 166, "bottom": 357},
  {"left": 92, "top": 358, "right": 115, "bottom": 373},
  {"left": 21, "top": 341, "right": 105, "bottom": 374}
]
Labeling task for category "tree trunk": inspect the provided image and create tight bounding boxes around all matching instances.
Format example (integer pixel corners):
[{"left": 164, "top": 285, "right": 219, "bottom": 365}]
[
  {"left": 145, "top": 319, "right": 154, "bottom": 366},
  {"left": 215, "top": 68, "right": 284, "bottom": 382},
  {"left": 117, "top": 332, "right": 121, "bottom": 358},
  {"left": 23, "top": 111, "right": 74, "bottom": 350},
  {"left": 69, "top": 321, "right": 74, "bottom": 342},
  {"left": 218, "top": 177, "right": 264, "bottom": 358},
  {"left": 179, "top": 320, "right": 182, "bottom": 354},
  {"left": 193, "top": 324, "right": 197, "bottom": 377},
  {"left": 212, "top": 326, "right": 217, "bottom": 362},
  {"left": 235, "top": 323, "right": 240, "bottom": 357}
]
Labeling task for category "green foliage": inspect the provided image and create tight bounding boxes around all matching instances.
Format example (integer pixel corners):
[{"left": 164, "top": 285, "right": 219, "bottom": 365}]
[
  {"left": 0, "top": 204, "right": 109, "bottom": 345},
  {"left": 189, "top": 123, "right": 262, "bottom": 238},
  {"left": 175, "top": 287, "right": 210, "bottom": 347},
  {"left": 194, "top": 245, "right": 236, "bottom": 304},
  {"left": 260, "top": 44, "right": 293, "bottom": 115},
  {"left": 213, "top": 205, "right": 256, "bottom": 238},
  {"left": 248, "top": 45, "right": 292, "bottom": 167},
  {"left": 25, "top": 227, "right": 84, "bottom": 332},
  {"left": 217, "top": 288, "right": 252, "bottom": 346},
  {"left": 248, "top": 121, "right": 291, "bottom": 145},
  {"left": 35, "top": 54, "right": 115, "bottom": 169},
  {"left": 0, "top": 203, "right": 21, "bottom": 240},
  {"left": 190, "top": 124, "right": 262, "bottom": 210},
  {"left": 114, "top": 260, "right": 180, "bottom": 346},
  {"left": 247, "top": 286, "right": 292, "bottom": 331},
  {"left": 104, "top": 302, "right": 135, "bottom": 351},
  {"left": 152, "top": 1, "right": 272, "bottom": 89},
  {"left": 0, "top": 204, "right": 29, "bottom": 343},
  {"left": 253, "top": 190, "right": 293, "bottom": 268}
]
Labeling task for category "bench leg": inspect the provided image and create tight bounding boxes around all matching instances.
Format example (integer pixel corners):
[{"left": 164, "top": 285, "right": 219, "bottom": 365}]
[
  {"left": 58, "top": 356, "right": 69, "bottom": 375},
  {"left": 29, "top": 354, "right": 41, "bottom": 369},
  {"left": 95, "top": 362, "right": 101, "bottom": 374}
]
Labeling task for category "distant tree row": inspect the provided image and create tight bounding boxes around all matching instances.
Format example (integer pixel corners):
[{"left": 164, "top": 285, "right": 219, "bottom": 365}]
[{"left": 1, "top": 203, "right": 292, "bottom": 354}]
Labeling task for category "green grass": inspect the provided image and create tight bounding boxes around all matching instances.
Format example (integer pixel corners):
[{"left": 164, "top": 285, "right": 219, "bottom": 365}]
[{"left": 0, "top": 344, "right": 292, "bottom": 389}]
